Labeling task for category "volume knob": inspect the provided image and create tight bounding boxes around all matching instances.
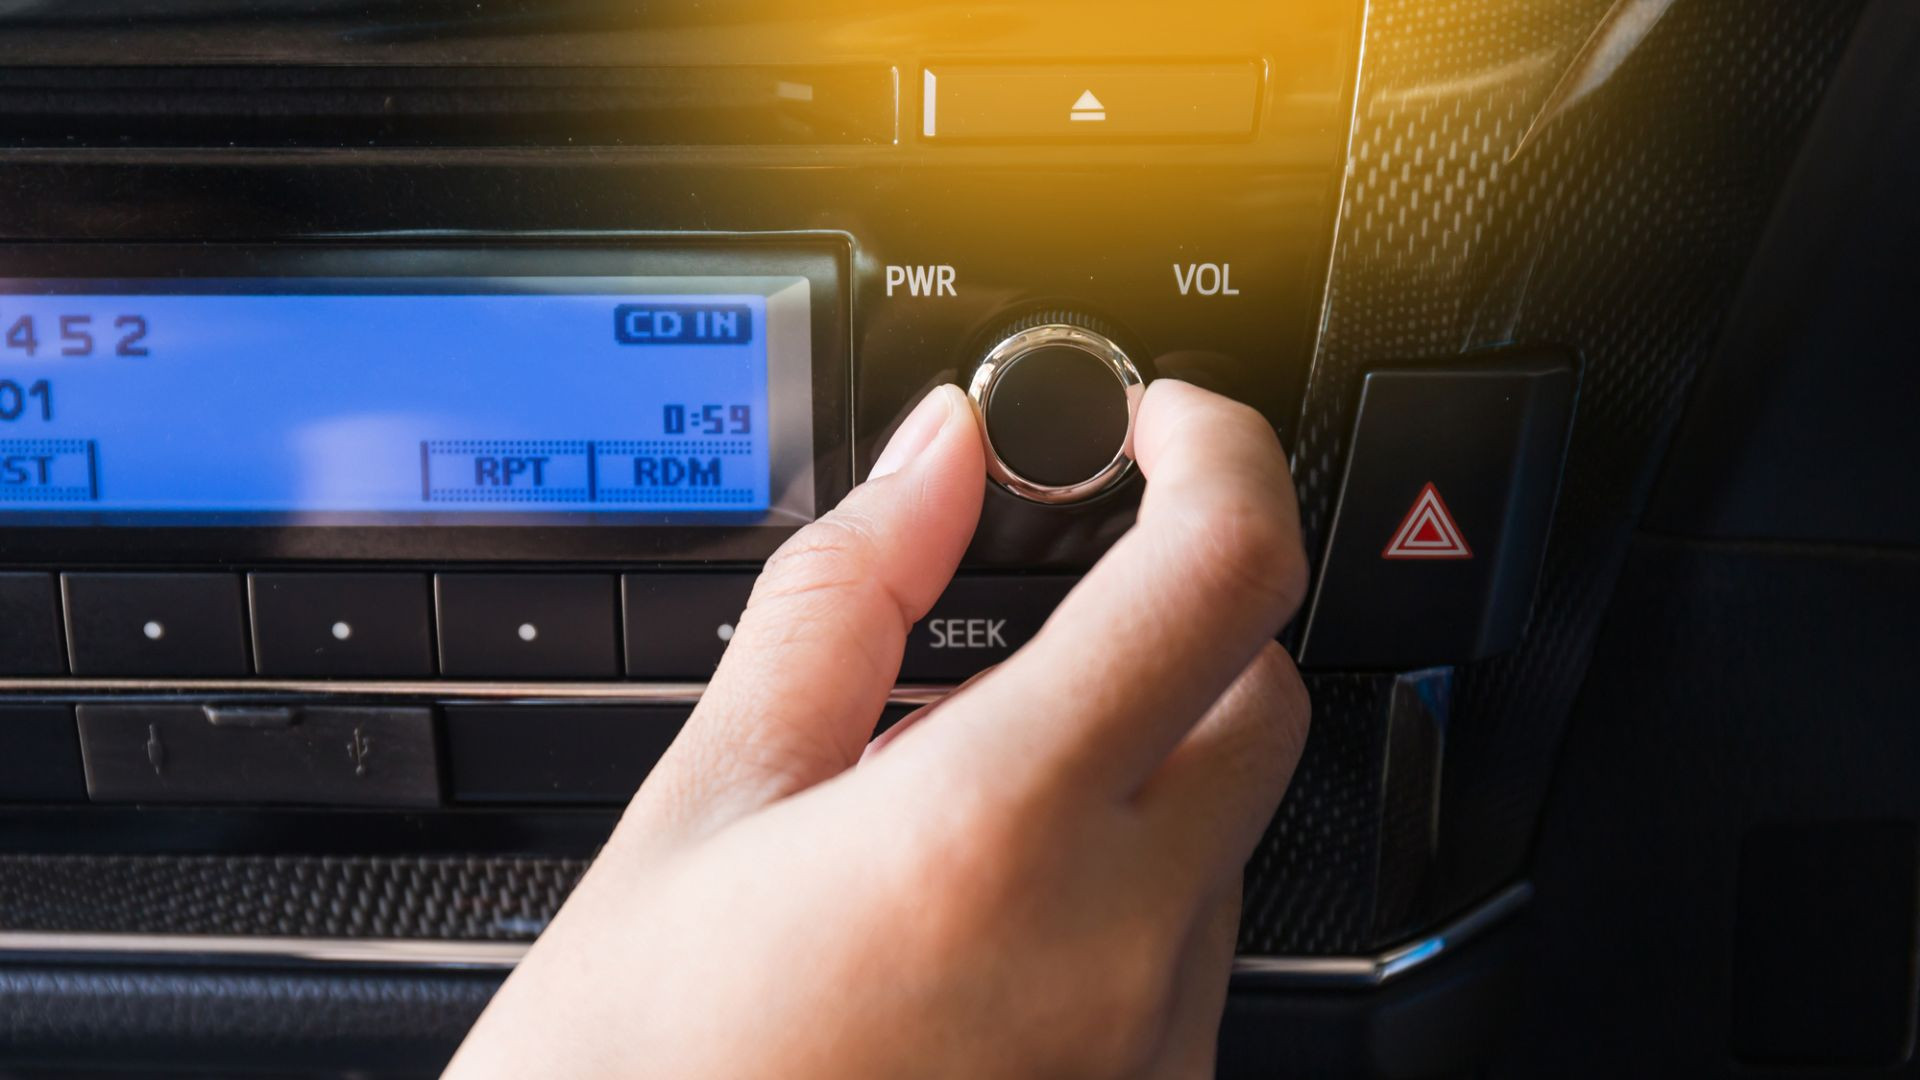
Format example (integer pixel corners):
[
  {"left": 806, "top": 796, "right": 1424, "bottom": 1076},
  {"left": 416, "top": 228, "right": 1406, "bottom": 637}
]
[{"left": 967, "top": 318, "right": 1145, "bottom": 504}]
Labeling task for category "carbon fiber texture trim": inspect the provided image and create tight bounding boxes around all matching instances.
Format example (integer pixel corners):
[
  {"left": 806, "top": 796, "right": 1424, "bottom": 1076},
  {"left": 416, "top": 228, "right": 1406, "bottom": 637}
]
[
  {"left": 1240, "top": 674, "right": 1392, "bottom": 954},
  {"left": 0, "top": 855, "right": 585, "bottom": 940},
  {"left": 1237, "top": 0, "right": 1865, "bottom": 953}
]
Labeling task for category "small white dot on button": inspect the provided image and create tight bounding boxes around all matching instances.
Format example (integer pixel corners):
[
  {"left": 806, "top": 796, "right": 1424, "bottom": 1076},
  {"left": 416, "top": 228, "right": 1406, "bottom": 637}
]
[
  {"left": 142, "top": 621, "right": 165, "bottom": 641},
  {"left": 715, "top": 623, "right": 736, "bottom": 643},
  {"left": 331, "top": 621, "right": 353, "bottom": 641},
  {"left": 517, "top": 623, "right": 539, "bottom": 642}
]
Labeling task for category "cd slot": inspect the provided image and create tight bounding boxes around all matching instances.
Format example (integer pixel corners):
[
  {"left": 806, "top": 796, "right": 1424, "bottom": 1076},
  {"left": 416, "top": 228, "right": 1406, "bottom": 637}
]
[{"left": 0, "top": 65, "right": 895, "bottom": 148}]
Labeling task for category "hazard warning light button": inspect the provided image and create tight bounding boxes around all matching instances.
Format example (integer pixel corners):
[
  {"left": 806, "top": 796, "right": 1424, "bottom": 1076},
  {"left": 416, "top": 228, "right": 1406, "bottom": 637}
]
[{"left": 1296, "top": 352, "right": 1576, "bottom": 669}]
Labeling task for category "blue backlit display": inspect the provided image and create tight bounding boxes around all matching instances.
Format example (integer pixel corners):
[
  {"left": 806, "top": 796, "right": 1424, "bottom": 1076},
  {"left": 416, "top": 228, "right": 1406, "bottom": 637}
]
[{"left": 0, "top": 278, "right": 806, "bottom": 518}]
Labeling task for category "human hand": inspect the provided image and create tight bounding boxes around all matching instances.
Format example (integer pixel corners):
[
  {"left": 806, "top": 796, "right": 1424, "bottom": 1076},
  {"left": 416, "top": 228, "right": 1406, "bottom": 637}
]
[{"left": 445, "top": 379, "right": 1311, "bottom": 1080}]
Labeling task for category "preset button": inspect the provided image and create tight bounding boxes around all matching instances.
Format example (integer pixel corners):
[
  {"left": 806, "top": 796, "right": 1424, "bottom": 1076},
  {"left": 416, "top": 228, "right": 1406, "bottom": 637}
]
[
  {"left": 250, "top": 572, "right": 434, "bottom": 677},
  {"left": 0, "top": 572, "right": 64, "bottom": 675},
  {"left": 435, "top": 573, "right": 620, "bottom": 679},
  {"left": 62, "top": 573, "right": 248, "bottom": 677},
  {"left": 623, "top": 574, "right": 756, "bottom": 679}
]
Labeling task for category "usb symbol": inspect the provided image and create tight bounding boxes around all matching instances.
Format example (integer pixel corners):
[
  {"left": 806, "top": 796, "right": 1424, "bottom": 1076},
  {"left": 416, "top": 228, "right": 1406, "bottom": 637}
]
[
  {"left": 347, "top": 726, "right": 373, "bottom": 778},
  {"left": 145, "top": 724, "right": 166, "bottom": 776}
]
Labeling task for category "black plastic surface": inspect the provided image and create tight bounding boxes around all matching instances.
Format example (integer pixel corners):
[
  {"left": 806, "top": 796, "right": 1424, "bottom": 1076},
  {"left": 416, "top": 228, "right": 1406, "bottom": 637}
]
[
  {"left": 622, "top": 574, "right": 754, "bottom": 679},
  {"left": 1298, "top": 354, "right": 1575, "bottom": 669},
  {"left": 0, "top": 706, "right": 84, "bottom": 803},
  {"left": 1731, "top": 821, "right": 1919, "bottom": 1067},
  {"left": 76, "top": 704, "right": 439, "bottom": 808},
  {"left": 0, "top": 962, "right": 501, "bottom": 1077},
  {"left": 0, "top": 65, "right": 896, "bottom": 149},
  {"left": 0, "top": 572, "right": 62, "bottom": 675},
  {"left": 1220, "top": 913, "right": 1530, "bottom": 1079},
  {"left": 434, "top": 573, "right": 619, "bottom": 679},
  {"left": 1495, "top": 538, "right": 1920, "bottom": 1078},
  {"left": 1496, "top": 17, "right": 1920, "bottom": 1069},
  {"left": 249, "top": 572, "right": 435, "bottom": 677},
  {"left": 985, "top": 344, "right": 1131, "bottom": 487},
  {"left": 61, "top": 573, "right": 249, "bottom": 677},
  {"left": 445, "top": 705, "right": 686, "bottom": 805},
  {"left": 899, "top": 575, "right": 1075, "bottom": 681},
  {"left": 1643, "top": 0, "right": 1920, "bottom": 550}
]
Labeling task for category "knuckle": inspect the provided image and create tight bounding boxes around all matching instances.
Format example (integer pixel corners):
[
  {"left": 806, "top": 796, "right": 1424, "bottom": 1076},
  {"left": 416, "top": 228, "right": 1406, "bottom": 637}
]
[
  {"left": 755, "top": 513, "right": 885, "bottom": 603},
  {"left": 912, "top": 786, "right": 1029, "bottom": 900},
  {"left": 884, "top": 803, "right": 1036, "bottom": 967},
  {"left": 1213, "top": 394, "right": 1279, "bottom": 442},
  {"left": 1242, "top": 642, "right": 1312, "bottom": 762},
  {"left": 747, "top": 512, "right": 912, "bottom": 663},
  {"left": 1176, "top": 495, "right": 1308, "bottom": 617}
]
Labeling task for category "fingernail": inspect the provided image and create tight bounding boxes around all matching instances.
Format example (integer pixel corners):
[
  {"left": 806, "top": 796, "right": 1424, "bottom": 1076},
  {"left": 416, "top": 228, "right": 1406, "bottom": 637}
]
[{"left": 869, "top": 385, "right": 959, "bottom": 480}]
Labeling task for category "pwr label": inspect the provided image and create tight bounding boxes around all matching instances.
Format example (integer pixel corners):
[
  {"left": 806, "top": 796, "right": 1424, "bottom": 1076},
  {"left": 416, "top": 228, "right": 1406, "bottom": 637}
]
[{"left": 884, "top": 265, "right": 958, "bottom": 297}]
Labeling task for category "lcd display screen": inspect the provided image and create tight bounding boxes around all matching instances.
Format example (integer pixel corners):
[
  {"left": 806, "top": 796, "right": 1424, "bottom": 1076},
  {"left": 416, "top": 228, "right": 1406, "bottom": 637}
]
[{"left": 0, "top": 275, "right": 816, "bottom": 524}]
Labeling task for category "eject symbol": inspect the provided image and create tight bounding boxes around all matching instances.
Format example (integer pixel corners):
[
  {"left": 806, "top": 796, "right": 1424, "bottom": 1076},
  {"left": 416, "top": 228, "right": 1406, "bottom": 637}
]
[{"left": 1382, "top": 482, "right": 1473, "bottom": 560}]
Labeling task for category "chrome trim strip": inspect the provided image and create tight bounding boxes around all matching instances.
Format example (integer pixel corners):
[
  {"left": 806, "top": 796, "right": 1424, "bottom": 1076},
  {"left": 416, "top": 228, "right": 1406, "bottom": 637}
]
[
  {"left": 1300, "top": 0, "right": 1371, "bottom": 386},
  {"left": 1292, "top": 0, "right": 1372, "bottom": 660},
  {"left": 0, "top": 678, "right": 957, "bottom": 706},
  {"left": 0, "top": 932, "right": 529, "bottom": 971},
  {"left": 0, "top": 884, "right": 1530, "bottom": 986},
  {"left": 922, "top": 67, "right": 937, "bottom": 137},
  {"left": 967, "top": 323, "right": 1145, "bottom": 505},
  {"left": 1230, "top": 883, "right": 1531, "bottom": 988}
]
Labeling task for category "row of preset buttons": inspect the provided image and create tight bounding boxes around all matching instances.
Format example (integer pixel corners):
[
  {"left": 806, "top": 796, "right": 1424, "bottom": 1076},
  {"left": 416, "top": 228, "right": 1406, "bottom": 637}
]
[{"left": 0, "top": 571, "right": 1073, "bottom": 681}]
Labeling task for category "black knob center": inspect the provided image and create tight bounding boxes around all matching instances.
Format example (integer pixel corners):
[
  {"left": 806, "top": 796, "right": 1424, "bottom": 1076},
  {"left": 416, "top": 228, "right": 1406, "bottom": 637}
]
[{"left": 984, "top": 343, "right": 1131, "bottom": 488}]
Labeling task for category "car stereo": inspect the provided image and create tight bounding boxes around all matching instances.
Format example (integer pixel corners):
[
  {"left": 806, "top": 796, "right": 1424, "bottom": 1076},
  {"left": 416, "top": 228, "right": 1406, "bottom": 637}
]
[{"left": 0, "top": 1, "right": 1364, "bottom": 818}]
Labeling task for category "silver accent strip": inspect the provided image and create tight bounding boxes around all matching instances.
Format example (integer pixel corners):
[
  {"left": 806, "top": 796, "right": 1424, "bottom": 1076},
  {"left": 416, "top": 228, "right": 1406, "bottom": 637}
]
[
  {"left": 890, "top": 65, "right": 902, "bottom": 146},
  {"left": 0, "top": 884, "right": 1530, "bottom": 985},
  {"left": 968, "top": 323, "right": 1145, "bottom": 505},
  {"left": 0, "top": 932, "right": 530, "bottom": 971},
  {"left": 0, "top": 678, "right": 957, "bottom": 707},
  {"left": 922, "top": 68, "right": 937, "bottom": 137},
  {"left": 1230, "top": 883, "right": 1531, "bottom": 988},
  {"left": 1300, "top": 0, "right": 1370, "bottom": 389}
]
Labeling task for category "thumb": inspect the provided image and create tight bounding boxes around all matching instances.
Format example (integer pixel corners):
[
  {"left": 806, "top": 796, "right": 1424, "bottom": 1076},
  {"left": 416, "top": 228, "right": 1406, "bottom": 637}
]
[{"left": 626, "top": 384, "right": 985, "bottom": 841}]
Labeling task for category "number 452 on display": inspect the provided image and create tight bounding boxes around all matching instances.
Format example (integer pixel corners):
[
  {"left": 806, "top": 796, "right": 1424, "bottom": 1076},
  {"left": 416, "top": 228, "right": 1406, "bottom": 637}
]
[{"left": 4, "top": 313, "right": 149, "bottom": 358}]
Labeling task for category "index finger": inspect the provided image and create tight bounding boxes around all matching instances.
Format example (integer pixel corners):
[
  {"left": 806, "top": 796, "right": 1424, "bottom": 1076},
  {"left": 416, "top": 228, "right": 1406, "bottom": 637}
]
[{"left": 929, "top": 379, "right": 1307, "bottom": 796}]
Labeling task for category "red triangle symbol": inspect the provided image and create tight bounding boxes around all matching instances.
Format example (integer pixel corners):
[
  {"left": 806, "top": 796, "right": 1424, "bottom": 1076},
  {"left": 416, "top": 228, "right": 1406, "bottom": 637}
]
[{"left": 1382, "top": 482, "right": 1473, "bottom": 560}]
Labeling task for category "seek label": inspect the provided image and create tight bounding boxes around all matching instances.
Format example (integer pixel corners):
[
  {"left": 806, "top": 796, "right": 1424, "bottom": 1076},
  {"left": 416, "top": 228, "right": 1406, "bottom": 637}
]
[
  {"left": 928, "top": 618, "right": 1008, "bottom": 650},
  {"left": 901, "top": 576, "right": 1076, "bottom": 682}
]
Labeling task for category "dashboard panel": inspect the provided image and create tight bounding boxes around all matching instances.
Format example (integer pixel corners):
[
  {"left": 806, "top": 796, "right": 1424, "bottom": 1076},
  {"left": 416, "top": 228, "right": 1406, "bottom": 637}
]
[{"left": 0, "top": 0, "right": 1905, "bottom": 1076}]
